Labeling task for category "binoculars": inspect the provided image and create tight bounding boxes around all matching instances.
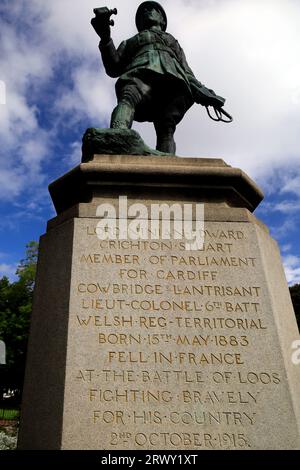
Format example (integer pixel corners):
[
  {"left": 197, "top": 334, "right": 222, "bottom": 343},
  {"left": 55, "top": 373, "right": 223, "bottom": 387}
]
[{"left": 93, "top": 7, "right": 118, "bottom": 26}]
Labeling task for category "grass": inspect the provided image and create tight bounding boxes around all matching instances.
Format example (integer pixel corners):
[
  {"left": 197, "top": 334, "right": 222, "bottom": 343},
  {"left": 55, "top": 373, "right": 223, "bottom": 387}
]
[{"left": 0, "top": 408, "right": 20, "bottom": 420}]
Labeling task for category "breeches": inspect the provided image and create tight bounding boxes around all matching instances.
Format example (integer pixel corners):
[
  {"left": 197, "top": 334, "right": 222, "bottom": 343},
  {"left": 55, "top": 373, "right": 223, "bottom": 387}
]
[{"left": 115, "top": 73, "right": 193, "bottom": 128}]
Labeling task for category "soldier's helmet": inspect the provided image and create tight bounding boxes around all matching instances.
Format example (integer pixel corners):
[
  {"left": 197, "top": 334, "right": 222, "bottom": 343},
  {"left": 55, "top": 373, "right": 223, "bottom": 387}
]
[{"left": 135, "top": 1, "right": 167, "bottom": 32}]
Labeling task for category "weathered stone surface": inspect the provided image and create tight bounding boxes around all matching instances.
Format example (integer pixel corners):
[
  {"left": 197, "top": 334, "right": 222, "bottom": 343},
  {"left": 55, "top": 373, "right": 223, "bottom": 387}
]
[
  {"left": 49, "top": 154, "right": 263, "bottom": 215},
  {"left": 18, "top": 220, "right": 74, "bottom": 449},
  {"left": 82, "top": 128, "right": 168, "bottom": 161},
  {"left": 18, "top": 155, "right": 300, "bottom": 450}
]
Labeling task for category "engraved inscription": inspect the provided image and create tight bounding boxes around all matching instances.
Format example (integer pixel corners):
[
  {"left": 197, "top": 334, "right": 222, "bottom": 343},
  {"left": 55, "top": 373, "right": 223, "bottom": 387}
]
[{"left": 65, "top": 220, "right": 284, "bottom": 450}]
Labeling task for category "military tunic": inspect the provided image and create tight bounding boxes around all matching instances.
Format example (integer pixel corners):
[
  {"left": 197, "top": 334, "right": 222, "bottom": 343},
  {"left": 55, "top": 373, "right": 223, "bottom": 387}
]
[{"left": 100, "top": 29, "right": 199, "bottom": 123}]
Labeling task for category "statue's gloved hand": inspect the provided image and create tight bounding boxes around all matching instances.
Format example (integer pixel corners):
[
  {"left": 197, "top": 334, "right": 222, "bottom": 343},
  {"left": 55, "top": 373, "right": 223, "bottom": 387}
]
[
  {"left": 208, "top": 93, "right": 225, "bottom": 108},
  {"left": 191, "top": 83, "right": 225, "bottom": 108},
  {"left": 91, "top": 17, "right": 111, "bottom": 44}
]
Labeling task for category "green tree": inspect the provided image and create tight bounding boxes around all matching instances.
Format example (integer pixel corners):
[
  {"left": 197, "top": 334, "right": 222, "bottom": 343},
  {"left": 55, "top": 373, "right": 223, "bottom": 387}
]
[
  {"left": 16, "top": 241, "right": 38, "bottom": 292},
  {"left": 0, "top": 242, "right": 38, "bottom": 402},
  {"left": 289, "top": 283, "right": 300, "bottom": 331}
]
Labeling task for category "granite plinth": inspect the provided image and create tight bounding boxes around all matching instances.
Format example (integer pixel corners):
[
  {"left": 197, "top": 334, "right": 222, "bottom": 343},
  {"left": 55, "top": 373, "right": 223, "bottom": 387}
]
[{"left": 18, "top": 155, "right": 300, "bottom": 450}]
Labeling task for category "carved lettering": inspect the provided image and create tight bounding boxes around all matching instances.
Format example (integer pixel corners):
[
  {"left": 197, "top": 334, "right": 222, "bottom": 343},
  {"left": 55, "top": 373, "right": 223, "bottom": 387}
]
[{"left": 68, "top": 220, "right": 284, "bottom": 449}]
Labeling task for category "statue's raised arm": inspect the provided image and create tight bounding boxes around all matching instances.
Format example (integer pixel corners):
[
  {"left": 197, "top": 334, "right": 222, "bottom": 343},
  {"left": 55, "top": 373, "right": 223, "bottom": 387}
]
[
  {"left": 91, "top": 1, "right": 232, "bottom": 154},
  {"left": 91, "top": 7, "right": 117, "bottom": 44}
]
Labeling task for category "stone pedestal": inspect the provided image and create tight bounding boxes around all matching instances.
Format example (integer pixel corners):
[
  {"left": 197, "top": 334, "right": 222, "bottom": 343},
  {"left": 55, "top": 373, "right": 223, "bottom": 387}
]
[{"left": 18, "top": 155, "right": 300, "bottom": 449}]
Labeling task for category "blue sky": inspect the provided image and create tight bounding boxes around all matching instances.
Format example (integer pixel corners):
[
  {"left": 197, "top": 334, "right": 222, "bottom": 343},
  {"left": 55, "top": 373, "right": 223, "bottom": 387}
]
[{"left": 0, "top": 0, "right": 300, "bottom": 284}]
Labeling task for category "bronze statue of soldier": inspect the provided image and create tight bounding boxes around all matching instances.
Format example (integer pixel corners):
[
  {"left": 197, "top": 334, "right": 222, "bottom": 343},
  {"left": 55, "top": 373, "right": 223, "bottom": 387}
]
[{"left": 91, "top": 1, "right": 232, "bottom": 154}]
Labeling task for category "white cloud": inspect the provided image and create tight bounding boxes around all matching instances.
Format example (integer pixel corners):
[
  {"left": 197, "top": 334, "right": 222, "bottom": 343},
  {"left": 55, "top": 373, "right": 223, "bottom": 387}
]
[
  {"left": 0, "top": 80, "right": 6, "bottom": 105},
  {"left": 167, "top": 0, "right": 300, "bottom": 176},
  {"left": 0, "top": 168, "right": 24, "bottom": 199},
  {"left": 67, "top": 141, "right": 82, "bottom": 166},
  {"left": 0, "top": 262, "right": 17, "bottom": 280},
  {"left": 281, "top": 175, "right": 300, "bottom": 198},
  {"left": 261, "top": 199, "right": 300, "bottom": 214},
  {"left": 0, "top": 21, "right": 51, "bottom": 140},
  {"left": 270, "top": 217, "right": 297, "bottom": 239},
  {"left": 281, "top": 244, "right": 292, "bottom": 253},
  {"left": 283, "top": 254, "right": 300, "bottom": 285},
  {"left": 56, "top": 67, "right": 115, "bottom": 124},
  {"left": 0, "top": 8, "right": 53, "bottom": 201}
]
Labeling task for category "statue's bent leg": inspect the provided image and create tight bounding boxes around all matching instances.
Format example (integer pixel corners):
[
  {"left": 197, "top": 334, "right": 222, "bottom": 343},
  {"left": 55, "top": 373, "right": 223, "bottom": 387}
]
[{"left": 111, "top": 83, "right": 145, "bottom": 129}]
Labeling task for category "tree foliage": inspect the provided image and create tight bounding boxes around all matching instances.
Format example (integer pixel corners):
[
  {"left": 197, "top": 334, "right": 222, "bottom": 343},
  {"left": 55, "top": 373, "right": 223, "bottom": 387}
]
[
  {"left": 0, "top": 242, "right": 38, "bottom": 402},
  {"left": 289, "top": 283, "right": 300, "bottom": 331}
]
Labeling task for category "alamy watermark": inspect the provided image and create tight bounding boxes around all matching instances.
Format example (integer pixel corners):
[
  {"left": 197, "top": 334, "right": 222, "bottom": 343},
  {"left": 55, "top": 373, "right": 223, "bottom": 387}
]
[
  {"left": 95, "top": 196, "right": 204, "bottom": 250},
  {"left": 0, "top": 80, "right": 6, "bottom": 105},
  {"left": 291, "top": 339, "right": 300, "bottom": 365}
]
